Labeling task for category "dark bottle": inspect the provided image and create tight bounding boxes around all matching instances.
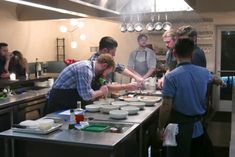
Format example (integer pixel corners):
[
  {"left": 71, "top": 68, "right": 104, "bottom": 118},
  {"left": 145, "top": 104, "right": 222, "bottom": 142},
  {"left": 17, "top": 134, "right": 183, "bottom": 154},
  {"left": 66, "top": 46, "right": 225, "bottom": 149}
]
[
  {"left": 35, "top": 58, "right": 42, "bottom": 78},
  {"left": 68, "top": 109, "right": 76, "bottom": 129}
]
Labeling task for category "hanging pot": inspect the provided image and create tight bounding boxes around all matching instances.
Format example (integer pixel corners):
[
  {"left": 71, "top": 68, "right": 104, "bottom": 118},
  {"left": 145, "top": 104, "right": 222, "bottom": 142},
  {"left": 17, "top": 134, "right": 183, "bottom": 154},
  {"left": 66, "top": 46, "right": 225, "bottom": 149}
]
[
  {"left": 120, "top": 23, "right": 127, "bottom": 32},
  {"left": 127, "top": 23, "right": 135, "bottom": 32},
  {"left": 154, "top": 22, "right": 163, "bottom": 31},
  {"left": 162, "top": 22, "right": 172, "bottom": 31},
  {"left": 134, "top": 23, "right": 144, "bottom": 32},
  {"left": 146, "top": 14, "right": 155, "bottom": 31}
]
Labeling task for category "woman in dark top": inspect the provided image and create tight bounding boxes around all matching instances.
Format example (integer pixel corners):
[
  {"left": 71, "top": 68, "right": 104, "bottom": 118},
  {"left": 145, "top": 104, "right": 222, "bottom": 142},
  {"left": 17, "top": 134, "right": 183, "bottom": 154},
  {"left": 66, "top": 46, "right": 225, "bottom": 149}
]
[{"left": 8, "top": 50, "right": 28, "bottom": 77}]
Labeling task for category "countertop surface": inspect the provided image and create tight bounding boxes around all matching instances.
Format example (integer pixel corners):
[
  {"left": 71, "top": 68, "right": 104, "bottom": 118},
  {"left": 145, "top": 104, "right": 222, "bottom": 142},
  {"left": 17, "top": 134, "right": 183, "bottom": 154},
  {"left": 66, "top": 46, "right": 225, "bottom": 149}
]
[{"left": 0, "top": 88, "right": 50, "bottom": 109}]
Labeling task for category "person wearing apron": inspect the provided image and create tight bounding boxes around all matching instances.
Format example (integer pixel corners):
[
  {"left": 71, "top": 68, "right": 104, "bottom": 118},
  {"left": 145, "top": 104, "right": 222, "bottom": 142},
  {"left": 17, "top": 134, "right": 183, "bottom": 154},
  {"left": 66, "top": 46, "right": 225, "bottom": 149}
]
[
  {"left": 45, "top": 54, "right": 114, "bottom": 114},
  {"left": 159, "top": 39, "right": 222, "bottom": 157},
  {"left": 128, "top": 34, "right": 156, "bottom": 79}
]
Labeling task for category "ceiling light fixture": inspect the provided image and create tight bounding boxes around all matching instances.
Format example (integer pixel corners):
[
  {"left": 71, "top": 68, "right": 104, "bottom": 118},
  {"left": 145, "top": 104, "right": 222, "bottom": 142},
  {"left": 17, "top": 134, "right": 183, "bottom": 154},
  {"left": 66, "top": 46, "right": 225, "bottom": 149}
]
[{"left": 5, "top": 0, "right": 88, "bottom": 17}]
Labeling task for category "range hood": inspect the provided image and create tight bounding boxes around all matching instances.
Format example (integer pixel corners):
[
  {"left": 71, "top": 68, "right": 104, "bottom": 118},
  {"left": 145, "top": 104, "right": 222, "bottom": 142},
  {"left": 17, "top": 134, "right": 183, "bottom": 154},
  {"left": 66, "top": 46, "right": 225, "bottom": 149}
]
[{"left": 4, "top": 0, "right": 235, "bottom": 21}]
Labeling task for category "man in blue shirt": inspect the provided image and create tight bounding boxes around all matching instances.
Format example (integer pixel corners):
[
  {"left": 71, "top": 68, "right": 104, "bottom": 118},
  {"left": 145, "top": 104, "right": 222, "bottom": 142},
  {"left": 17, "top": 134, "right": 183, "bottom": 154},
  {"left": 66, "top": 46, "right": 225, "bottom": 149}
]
[
  {"left": 159, "top": 38, "right": 223, "bottom": 157},
  {"left": 46, "top": 54, "right": 114, "bottom": 113}
]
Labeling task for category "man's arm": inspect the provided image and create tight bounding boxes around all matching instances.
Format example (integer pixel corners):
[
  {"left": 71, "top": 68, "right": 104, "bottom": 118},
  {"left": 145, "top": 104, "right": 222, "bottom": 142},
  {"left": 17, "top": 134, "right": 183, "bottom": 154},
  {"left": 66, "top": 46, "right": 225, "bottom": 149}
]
[
  {"left": 211, "top": 75, "right": 226, "bottom": 86},
  {"left": 142, "top": 68, "right": 156, "bottom": 79},
  {"left": 159, "top": 96, "right": 173, "bottom": 130},
  {"left": 107, "top": 82, "right": 139, "bottom": 92},
  {"left": 122, "top": 68, "right": 143, "bottom": 82}
]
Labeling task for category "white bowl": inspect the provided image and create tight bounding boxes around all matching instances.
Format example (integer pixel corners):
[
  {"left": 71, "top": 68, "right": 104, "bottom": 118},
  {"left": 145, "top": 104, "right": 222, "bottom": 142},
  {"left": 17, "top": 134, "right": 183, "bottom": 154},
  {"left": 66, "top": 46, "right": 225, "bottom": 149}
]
[
  {"left": 121, "top": 106, "right": 139, "bottom": 115},
  {"left": 109, "top": 110, "right": 128, "bottom": 119},
  {"left": 100, "top": 105, "right": 119, "bottom": 113},
  {"left": 38, "top": 119, "right": 54, "bottom": 131},
  {"left": 111, "top": 101, "right": 128, "bottom": 108},
  {"left": 138, "top": 96, "right": 162, "bottom": 106},
  {"left": 85, "top": 104, "right": 102, "bottom": 112},
  {"left": 124, "top": 97, "right": 139, "bottom": 102},
  {"left": 128, "top": 102, "right": 145, "bottom": 110}
]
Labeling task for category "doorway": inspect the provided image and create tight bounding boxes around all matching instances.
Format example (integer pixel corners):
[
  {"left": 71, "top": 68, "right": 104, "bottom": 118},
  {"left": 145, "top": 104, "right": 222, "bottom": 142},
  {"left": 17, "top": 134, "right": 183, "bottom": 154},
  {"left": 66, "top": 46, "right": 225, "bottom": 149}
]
[{"left": 215, "top": 26, "right": 235, "bottom": 111}]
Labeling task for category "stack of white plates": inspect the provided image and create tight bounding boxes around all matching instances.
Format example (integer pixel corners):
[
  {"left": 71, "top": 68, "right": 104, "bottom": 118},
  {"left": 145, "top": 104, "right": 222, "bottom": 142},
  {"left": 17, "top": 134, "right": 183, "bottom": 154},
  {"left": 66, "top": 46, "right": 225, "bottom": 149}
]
[
  {"left": 121, "top": 106, "right": 139, "bottom": 115},
  {"left": 100, "top": 105, "right": 119, "bottom": 113},
  {"left": 111, "top": 101, "right": 128, "bottom": 108},
  {"left": 85, "top": 104, "right": 102, "bottom": 112},
  {"left": 128, "top": 102, "right": 145, "bottom": 110},
  {"left": 109, "top": 110, "right": 128, "bottom": 119}
]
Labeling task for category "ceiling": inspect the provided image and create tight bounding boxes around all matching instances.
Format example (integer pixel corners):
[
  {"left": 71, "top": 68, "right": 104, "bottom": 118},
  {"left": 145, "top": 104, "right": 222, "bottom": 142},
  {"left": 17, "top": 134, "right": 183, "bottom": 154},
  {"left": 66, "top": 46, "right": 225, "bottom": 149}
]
[{"left": 3, "top": 0, "right": 235, "bottom": 21}]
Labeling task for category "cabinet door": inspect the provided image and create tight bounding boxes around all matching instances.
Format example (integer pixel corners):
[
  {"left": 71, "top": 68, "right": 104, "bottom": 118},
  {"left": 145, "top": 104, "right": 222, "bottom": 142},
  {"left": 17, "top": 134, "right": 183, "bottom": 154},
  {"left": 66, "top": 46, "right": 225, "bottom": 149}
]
[
  {"left": 14, "top": 96, "right": 47, "bottom": 123},
  {"left": 0, "top": 107, "right": 13, "bottom": 156}
]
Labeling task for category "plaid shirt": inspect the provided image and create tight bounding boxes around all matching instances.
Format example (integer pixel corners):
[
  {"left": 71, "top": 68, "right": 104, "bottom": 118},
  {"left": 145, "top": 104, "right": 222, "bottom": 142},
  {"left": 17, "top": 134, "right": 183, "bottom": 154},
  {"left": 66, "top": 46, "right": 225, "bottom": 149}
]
[
  {"left": 89, "top": 52, "right": 125, "bottom": 73},
  {"left": 52, "top": 60, "right": 95, "bottom": 101}
]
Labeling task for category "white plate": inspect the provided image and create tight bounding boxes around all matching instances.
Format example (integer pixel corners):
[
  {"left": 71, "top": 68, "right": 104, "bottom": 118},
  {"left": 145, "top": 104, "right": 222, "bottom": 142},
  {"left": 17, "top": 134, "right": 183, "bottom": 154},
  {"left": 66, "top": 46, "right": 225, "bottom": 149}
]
[
  {"left": 111, "top": 101, "right": 128, "bottom": 108},
  {"left": 123, "top": 97, "right": 139, "bottom": 102},
  {"left": 109, "top": 110, "right": 128, "bottom": 119},
  {"left": 127, "top": 102, "right": 145, "bottom": 110},
  {"left": 100, "top": 105, "right": 119, "bottom": 113},
  {"left": 85, "top": 104, "right": 102, "bottom": 112},
  {"left": 138, "top": 96, "right": 162, "bottom": 106},
  {"left": 121, "top": 106, "right": 139, "bottom": 115}
]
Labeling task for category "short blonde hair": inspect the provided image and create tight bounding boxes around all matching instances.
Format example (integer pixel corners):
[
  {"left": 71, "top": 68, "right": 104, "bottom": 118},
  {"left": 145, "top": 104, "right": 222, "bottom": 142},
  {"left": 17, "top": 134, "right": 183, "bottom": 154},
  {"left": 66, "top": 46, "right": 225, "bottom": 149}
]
[
  {"left": 162, "top": 28, "right": 177, "bottom": 41},
  {"left": 177, "top": 25, "right": 197, "bottom": 38},
  {"left": 96, "top": 54, "right": 115, "bottom": 68}
]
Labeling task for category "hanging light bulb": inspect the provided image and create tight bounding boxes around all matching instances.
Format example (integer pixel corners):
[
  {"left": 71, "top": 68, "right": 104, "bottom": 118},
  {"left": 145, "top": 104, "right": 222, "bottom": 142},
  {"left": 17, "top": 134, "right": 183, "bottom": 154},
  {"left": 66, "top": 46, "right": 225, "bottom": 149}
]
[
  {"left": 80, "top": 34, "right": 86, "bottom": 40},
  {"left": 59, "top": 25, "right": 68, "bottom": 33},
  {"left": 71, "top": 41, "right": 77, "bottom": 48},
  {"left": 70, "top": 19, "right": 79, "bottom": 27}
]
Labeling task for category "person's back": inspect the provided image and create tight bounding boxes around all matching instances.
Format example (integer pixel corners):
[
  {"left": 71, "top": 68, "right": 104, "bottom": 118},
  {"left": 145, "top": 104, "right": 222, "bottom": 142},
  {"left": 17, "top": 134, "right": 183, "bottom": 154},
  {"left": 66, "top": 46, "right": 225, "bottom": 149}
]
[{"left": 165, "top": 64, "right": 211, "bottom": 116}]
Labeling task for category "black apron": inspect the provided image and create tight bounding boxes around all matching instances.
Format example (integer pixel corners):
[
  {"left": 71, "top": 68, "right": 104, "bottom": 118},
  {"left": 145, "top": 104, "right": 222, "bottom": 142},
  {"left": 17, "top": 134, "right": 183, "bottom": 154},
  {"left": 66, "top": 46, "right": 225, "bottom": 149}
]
[
  {"left": 166, "top": 109, "right": 203, "bottom": 157},
  {"left": 45, "top": 61, "right": 95, "bottom": 114}
]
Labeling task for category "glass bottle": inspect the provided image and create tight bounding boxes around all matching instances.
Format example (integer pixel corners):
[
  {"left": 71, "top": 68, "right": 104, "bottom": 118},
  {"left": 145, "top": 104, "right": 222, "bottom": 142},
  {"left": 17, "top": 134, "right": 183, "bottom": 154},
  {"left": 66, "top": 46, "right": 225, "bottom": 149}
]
[{"left": 68, "top": 109, "right": 76, "bottom": 129}]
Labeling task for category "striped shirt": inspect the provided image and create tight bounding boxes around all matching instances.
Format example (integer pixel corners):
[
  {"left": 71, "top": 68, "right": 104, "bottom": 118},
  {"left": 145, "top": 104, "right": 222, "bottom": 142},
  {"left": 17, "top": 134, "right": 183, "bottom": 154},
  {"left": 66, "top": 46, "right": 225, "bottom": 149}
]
[{"left": 52, "top": 60, "right": 95, "bottom": 101}]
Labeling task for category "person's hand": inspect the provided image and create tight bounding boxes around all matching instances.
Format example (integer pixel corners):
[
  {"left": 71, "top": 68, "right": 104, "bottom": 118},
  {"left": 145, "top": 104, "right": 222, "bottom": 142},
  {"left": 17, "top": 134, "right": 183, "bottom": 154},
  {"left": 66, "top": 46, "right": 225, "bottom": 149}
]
[
  {"left": 1, "top": 72, "right": 10, "bottom": 79},
  {"left": 157, "top": 77, "right": 164, "bottom": 89},
  {"left": 100, "top": 85, "right": 109, "bottom": 96},
  {"left": 135, "top": 76, "right": 144, "bottom": 85},
  {"left": 125, "top": 82, "right": 141, "bottom": 91}
]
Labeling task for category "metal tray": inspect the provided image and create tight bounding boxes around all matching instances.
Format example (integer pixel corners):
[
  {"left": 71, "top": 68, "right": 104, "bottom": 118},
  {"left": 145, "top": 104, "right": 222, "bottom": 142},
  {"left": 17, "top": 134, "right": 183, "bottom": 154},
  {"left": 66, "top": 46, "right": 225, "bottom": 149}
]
[{"left": 12, "top": 123, "right": 62, "bottom": 135}]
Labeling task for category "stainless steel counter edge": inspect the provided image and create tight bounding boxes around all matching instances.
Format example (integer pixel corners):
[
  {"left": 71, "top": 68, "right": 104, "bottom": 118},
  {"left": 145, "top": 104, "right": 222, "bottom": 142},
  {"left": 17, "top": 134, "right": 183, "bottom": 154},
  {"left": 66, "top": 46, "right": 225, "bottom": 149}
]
[
  {"left": 230, "top": 88, "right": 235, "bottom": 157},
  {"left": 0, "top": 88, "right": 50, "bottom": 109},
  {"left": 0, "top": 122, "right": 140, "bottom": 149}
]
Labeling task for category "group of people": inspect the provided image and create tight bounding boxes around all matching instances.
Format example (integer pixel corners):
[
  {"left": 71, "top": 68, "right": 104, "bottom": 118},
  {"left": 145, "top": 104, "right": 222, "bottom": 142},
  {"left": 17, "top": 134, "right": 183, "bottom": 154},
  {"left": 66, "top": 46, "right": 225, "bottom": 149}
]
[
  {"left": 0, "top": 42, "right": 28, "bottom": 78},
  {"left": 1, "top": 24, "right": 224, "bottom": 157}
]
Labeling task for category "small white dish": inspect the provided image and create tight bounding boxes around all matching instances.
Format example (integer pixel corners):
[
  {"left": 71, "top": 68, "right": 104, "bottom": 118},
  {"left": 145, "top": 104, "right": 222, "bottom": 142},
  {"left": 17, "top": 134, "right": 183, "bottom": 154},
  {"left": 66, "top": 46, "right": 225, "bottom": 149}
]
[
  {"left": 85, "top": 104, "right": 102, "bottom": 112},
  {"left": 100, "top": 105, "right": 119, "bottom": 113},
  {"left": 121, "top": 106, "right": 139, "bottom": 115},
  {"left": 109, "top": 110, "right": 128, "bottom": 119},
  {"left": 127, "top": 102, "right": 145, "bottom": 110},
  {"left": 111, "top": 101, "right": 128, "bottom": 108}
]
